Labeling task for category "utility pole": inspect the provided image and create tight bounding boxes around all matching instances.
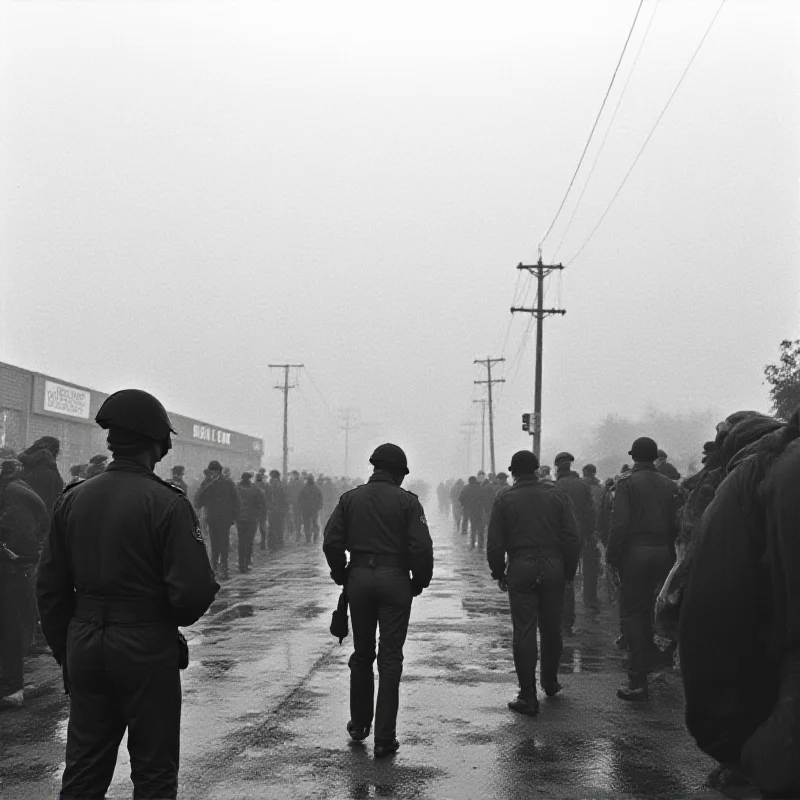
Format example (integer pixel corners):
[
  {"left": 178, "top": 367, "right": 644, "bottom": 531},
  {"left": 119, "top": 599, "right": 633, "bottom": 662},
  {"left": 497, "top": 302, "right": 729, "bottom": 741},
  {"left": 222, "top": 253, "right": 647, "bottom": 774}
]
[
  {"left": 474, "top": 357, "right": 505, "bottom": 474},
  {"left": 340, "top": 407, "right": 359, "bottom": 477},
  {"left": 511, "top": 258, "right": 566, "bottom": 459},
  {"left": 268, "top": 363, "right": 304, "bottom": 478},
  {"left": 472, "top": 399, "right": 487, "bottom": 473}
]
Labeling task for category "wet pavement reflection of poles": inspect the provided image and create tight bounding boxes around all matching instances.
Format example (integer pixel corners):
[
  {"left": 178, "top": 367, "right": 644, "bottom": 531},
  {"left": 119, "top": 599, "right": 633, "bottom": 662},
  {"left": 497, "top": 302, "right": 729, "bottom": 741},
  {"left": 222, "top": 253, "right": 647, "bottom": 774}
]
[{"left": 1, "top": 511, "right": 758, "bottom": 799}]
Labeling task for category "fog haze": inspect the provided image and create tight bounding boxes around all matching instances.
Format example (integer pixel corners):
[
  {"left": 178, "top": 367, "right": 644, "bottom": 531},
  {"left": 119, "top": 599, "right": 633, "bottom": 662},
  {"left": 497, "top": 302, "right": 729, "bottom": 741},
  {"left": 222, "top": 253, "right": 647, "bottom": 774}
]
[{"left": 2, "top": 0, "right": 798, "bottom": 480}]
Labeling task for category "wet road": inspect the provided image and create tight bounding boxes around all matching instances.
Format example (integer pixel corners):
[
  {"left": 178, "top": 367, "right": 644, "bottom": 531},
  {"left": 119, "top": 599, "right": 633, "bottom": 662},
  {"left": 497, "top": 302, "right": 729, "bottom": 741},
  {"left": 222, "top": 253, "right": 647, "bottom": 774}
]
[{"left": 1, "top": 510, "right": 758, "bottom": 799}]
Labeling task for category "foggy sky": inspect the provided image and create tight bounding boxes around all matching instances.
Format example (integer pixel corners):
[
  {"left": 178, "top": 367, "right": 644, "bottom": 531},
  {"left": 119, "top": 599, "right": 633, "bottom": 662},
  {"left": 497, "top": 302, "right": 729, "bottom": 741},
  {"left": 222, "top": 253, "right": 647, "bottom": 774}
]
[{"left": 1, "top": 0, "right": 798, "bottom": 481}]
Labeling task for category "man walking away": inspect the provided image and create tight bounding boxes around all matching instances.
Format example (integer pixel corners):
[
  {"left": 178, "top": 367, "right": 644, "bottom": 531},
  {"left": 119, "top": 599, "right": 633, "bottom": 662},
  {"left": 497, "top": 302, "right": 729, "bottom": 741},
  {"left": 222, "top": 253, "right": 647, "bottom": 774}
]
[
  {"left": 195, "top": 460, "right": 239, "bottom": 580},
  {"left": 580, "top": 463, "right": 604, "bottom": 609},
  {"left": 255, "top": 469, "right": 270, "bottom": 550},
  {"left": 268, "top": 470, "right": 287, "bottom": 550},
  {"left": 459, "top": 477, "right": 484, "bottom": 547},
  {"left": 450, "top": 479, "right": 464, "bottom": 530},
  {"left": 19, "top": 436, "right": 64, "bottom": 517},
  {"left": 299, "top": 475, "right": 323, "bottom": 544},
  {"left": 236, "top": 472, "right": 264, "bottom": 572},
  {"left": 323, "top": 443, "right": 433, "bottom": 758},
  {"left": 554, "top": 452, "right": 594, "bottom": 631},
  {"left": 607, "top": 437, "right": 680, "bottom": 701},
  {"left": 487, "top": 451, "right": 580, "bottom": 716}
]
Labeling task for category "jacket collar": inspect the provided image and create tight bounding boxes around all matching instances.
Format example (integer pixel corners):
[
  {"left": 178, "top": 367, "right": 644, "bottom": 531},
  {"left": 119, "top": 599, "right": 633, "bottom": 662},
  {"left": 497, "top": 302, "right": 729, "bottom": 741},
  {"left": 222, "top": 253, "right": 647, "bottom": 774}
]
[
  {"left": 369, "top": 470, "right": 399, "bottom": 486},
  {"left": 512, "top": 474, "right": 539, "bottom": 487},
  {"left": 106, "top": 458, "right": 154, "bottom": 476},
  {"left": 631, "top": 462, "right": 657, "bottom": 473}
]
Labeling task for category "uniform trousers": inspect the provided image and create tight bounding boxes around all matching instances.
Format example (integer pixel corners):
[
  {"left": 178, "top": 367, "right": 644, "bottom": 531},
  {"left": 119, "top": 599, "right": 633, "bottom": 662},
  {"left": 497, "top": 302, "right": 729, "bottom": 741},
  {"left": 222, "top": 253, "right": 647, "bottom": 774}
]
[
  {"left": 236, "top": 520, "right": 257, "bottom": 571},
  {"left": 619, "top": 544, "right": 673, "bottom": 684},
  {"left": 258, "top": 516, "right": 268, "bottom": 547},
  {"left": 0, "top": 565, "right": 36, "bottom": 696},
  {"left": 468, "top": 509, "right": 484, "bottom": 547},
  {"left": 60, "top": 618, "right": 181, "bottom": 800},
  {"left": 268, "top": 511, "right": 285, "bottom": 549},
  {"left": 453, "top": 503, "right": 462, "bottom": 529},
  {"left": 507, "top": 556, "right": 565, "bottom": 698},
  {"left": 207, "top": 519, "right": 231, "bottom": 572},
  {"left": 347, "top": 566, "right": 412, "bottom": 744},
  {"left": 581, "top": 539, "right": 601, "bottom": 605},
  {"left": 301, "top": 509, "right": 319, "bottom": 542}
]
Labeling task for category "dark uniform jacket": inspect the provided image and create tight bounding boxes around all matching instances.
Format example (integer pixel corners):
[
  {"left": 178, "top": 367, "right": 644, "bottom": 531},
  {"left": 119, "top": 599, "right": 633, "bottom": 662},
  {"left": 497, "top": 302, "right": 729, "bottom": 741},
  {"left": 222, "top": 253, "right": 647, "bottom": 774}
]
[
  {"left": 269, "top": 479, "right": 287, "bottom": 512},
  {"left": 322, "top": 471, "right": 434, "bottom": 591},
  {"left": 458, "top": 482, "right": 483, "bottom": 511},
  {"left": 679, "top": 420, "right": 800, "bottom": 797},
  {"left": 555, "top": 469, "right": 594, "bottom": 541},
  {"left": 656, "top": 460, "right": 682, "bottom": 481},
  {"left": 236, "top": 482, "right": 266, "bottom": 523},
  {"left": 37, "top": 459, "right": 219, "bottom": 658},
  {"left": 0, "top": 477, "right": 49, "bottom": 563},
  {"left": 19, "top": 449, "right": 64, "bottom": 516},
  {"left": 606, "top": 463, "right": 681, "bottom": 564},
  {"left": 195, "top": 475, "right": 240, "bottom": 525},
  {"left": 486, "top": 475, "right": 581, "bottom": 581},
  {"left": 299, "top": 482, "right": 323, "bottom": 513}
]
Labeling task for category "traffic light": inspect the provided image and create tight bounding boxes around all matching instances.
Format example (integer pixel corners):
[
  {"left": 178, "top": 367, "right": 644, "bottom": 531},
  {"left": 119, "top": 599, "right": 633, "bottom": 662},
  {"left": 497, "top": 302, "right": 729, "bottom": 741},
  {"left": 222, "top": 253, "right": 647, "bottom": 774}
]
[{"left": 522, "top": 413, "right": 531, "bottom": 432}]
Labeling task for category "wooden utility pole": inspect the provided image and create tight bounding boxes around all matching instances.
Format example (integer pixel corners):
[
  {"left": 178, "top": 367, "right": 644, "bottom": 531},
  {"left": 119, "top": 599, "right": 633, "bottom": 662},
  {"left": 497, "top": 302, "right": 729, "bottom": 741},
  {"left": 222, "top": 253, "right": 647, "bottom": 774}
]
[
  {"left": 461, "top": 421, "right": 480, "bottom": 475},
  {"left": 340, "top": 407, "right": 358, "bottom": 477},
  {"left": 269, "top": 363, "right": 304, "bottom": 477},
  {"left": 473, "top": 357, "right": 505, "bottom": 474},
  {"left": 472, "top": 399, "right": 487, "bottom": 473},
  {"left": 511, "top": 259, "right": 565, "bottom": 459}
]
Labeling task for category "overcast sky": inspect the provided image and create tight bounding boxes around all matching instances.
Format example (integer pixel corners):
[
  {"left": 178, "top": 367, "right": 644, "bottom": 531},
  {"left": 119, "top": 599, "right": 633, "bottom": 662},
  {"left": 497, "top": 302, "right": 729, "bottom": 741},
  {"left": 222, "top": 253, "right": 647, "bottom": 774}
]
[{"left": 1, "top": 0, "right": 798, "bottom": 480}]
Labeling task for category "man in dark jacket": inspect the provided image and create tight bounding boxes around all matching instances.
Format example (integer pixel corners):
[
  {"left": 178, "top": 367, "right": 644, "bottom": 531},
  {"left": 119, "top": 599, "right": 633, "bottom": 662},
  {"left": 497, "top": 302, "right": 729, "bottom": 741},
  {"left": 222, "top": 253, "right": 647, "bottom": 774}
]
[
  {"left": 0, "top": 460, "right": 49, "bottom": 708},
  {"left": 236, "top": 472, "right": 265, "bottom": 572},
  {"left": 450, "top": 479, "right": 464, "bottom": 530},
  {"left": 166, "top": 465, "right": 188, "bottom": 494},
  {"left": 286, "top": 470, "right": 303, "bottom": 542},
  {"left": 679, "top": 413, "right": 800, "bottom": 797},
  {"left": 298, "top": 475, "right": 323, "bottom": 544},
  {"left": 459, "top": 477, "right": 485, "bottom": 547},
  {"left": 36, "top": 389, "right": 218, "bottom": 799},
  {"left": 607, "top": 437, "right": 681, "bottom": 701},
  {"left": 656, "top": 449, "right": 681, "bottom": 481},
  {"left": 195, "top": 460, "right": 240, "bottom": 580},
  {"left": 487, "top": 450, "right": 581, "bottom": 716},
  {"left": 254, "top": 469, "right": 271, "bottom": 550},
  {"left": 19, "top": 436, "right": 64, "bottom": 516},
  {"left": 267, "top": 470, "right": 287, "bottom": 550},
  {"left": 554, "top": 452, "right": 595, "bottom": 631},
  {"left": 581, "top": 463, "right": 604, "bottom": 609},
  {"left": 323, "top": 443, "right": 433, "bottom": 759}
]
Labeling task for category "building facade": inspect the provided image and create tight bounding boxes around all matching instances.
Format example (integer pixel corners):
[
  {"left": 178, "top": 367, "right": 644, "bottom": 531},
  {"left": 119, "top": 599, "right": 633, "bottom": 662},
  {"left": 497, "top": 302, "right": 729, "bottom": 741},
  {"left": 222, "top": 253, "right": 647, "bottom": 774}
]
[{"left": 0, "top": 361, "right": 263, "bottom": 496}]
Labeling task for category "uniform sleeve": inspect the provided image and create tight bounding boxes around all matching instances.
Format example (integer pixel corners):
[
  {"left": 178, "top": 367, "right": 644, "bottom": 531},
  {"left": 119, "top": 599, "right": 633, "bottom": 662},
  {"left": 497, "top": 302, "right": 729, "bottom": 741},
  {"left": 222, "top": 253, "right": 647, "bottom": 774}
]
[
  {"left": 36, "top": 497, "right": 75, "bottom": 659},
  {"left": 161, "top": 497, "right": 219, "bottom": 627},
  {"left": 558, "top": 495, "right": 582, "bottom": 581},
  {"left": 322, "top": 499, "right": 348, "bottom": 584},
  {"left": 407, "top": 498, "right": 433, "bottom": 590},
  {"left": 606, "top": 479, "right": 631, "bottom": 564},
  {"left": 486, "top": 499, "right": 507, "bottom": 579}
]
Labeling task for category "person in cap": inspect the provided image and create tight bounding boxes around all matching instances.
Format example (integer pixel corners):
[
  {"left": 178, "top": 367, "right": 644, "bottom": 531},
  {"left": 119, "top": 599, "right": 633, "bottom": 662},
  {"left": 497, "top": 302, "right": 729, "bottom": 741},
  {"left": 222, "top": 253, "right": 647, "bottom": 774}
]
[
  {"left": 487, "top": 451, "right": 581, "bottom": 716},
  {"left": 286, "top": 470, "right": 303, "bottom": 543},
  {"left": 254, "top": 469, "right": 271, "bottom": 550},
  {"left": 538, "top": 464, "right": 554, "bottom": 484},
  {"left": 85, "top": 454, "right": 108, "bottom": 479},
  {"left": 323, "top": 443, "right": 433, "bottom": 758},
  {"left": 195, "top": 461, "right": 240, "bottom": 579},
  {"left": 606, "top": 437, "right": 681, "bottom": 701},
  {"left": 19, "top": 436, "right": 64, "bottom": 517},
  {"left": 581, "top": 464, "right": 604, "bottom": 608},
  {"left": 494, "top": 472, "right": 510, "bottom": 500},
  {"left": 553, "top": 451, "right": 595, "bottom": 630},
  {"left": 67, "top": 465, "right": 83, "bottom": 486},
  {"left": 298, "top": 474, "right": 324, "bottom": 544},
  {"left": 166, "top": 465, "right": 188, "bottom": 495},
  {"left": 36, "top": 389, "right": 218, "bottom": 799},
  {"left": 655, "top": 449, "right": 682, "bottom": 481},
  {"left": 459, "top": 476, "right": 485, "bottom": 547},
  {"left": 235, "top": 472, "right": 264, "bottom": 572},
  {"left": 0, "top": 459, "right": 48, "bottom": 709},
  {"left": 267, "top": 470, "right": 287, "bottom": 550}
]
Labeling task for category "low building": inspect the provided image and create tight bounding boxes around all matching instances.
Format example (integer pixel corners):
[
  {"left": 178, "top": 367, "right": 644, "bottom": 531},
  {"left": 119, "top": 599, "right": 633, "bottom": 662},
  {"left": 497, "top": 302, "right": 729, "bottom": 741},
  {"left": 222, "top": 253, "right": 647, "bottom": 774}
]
[{"left": 0, "top": 360, "right": 263, "bottom": 496}]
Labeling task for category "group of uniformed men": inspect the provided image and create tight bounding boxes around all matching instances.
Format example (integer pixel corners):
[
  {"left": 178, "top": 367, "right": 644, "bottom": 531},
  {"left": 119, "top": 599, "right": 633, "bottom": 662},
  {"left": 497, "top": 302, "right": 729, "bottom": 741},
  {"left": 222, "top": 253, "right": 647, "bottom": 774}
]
[{"left": 2, "top": 387, "right": 799, "bottom": 799}]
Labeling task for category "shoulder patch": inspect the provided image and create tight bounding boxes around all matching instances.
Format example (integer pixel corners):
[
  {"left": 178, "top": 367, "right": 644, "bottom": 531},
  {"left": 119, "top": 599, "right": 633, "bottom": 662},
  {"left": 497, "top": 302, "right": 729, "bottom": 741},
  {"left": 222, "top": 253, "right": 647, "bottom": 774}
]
[
  {"left": 154, "top": 474, "right": 186, "bottom": 495},
  {"left": 404, "top": 489, "right": 418, "bottom": 498}
]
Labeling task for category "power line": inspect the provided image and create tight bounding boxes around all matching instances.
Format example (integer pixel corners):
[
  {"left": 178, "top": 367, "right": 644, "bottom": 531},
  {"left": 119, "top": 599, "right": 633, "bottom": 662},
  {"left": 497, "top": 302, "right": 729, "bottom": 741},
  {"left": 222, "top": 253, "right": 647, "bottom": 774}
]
[
  {"left": 553, "top": 0, "right": 661, "bottom": 260},
  {"left": 567, "top": 0, "right": 727, "bottom": 267},
  {"left": 538, "top": 0, "right": 646, "bottom": 253}
]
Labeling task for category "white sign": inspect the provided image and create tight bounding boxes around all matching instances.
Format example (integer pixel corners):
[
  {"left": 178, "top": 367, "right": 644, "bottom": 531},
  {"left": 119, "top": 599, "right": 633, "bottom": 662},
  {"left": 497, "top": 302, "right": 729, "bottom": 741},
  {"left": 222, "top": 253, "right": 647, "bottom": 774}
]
[
  {"left": 44, "top": 381, "right": 91, "bottom": 419},
  {"left": 192, "top": 424, "right": 232, "bottom": 446}
]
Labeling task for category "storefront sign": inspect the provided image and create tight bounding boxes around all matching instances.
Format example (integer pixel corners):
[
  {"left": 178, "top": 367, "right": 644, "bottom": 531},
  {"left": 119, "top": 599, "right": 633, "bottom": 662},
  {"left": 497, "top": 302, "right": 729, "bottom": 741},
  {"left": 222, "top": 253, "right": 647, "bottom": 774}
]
[
  {"left": 192, "top": 424, "right": 232, "bottom": 446},
  {"left": 43, "top": 381, "right": 91, "bottom": 419}
]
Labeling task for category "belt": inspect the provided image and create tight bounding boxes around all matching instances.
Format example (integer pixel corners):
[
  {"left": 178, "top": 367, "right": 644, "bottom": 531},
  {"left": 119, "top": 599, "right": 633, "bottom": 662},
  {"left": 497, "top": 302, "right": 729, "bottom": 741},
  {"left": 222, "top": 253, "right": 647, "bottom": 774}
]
[
  {"left": 74, "top": 595, "right": 171, "bottom": 626},
  {"left": 349, "top": 552, "right": 409, "bottom": 569},
  {"left": 509, "top": 546, "right": 561, "bottom": 562}
]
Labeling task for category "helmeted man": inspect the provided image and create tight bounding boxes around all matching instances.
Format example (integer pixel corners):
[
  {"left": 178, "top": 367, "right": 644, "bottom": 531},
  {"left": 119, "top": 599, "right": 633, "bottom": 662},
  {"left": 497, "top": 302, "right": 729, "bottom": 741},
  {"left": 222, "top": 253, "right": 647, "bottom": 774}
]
[
  {"left": 580, "top": 463, "right": 604, "bottom": 609},
  {"left": 607, "top": 437, "right": 680, "bottom": 701},
  {"left": 298, "top": 474, "right": 323, "bottom": 543},
  {"left": 166, "top": 465, "right": 188, "bottom": 495},
  {"left": 459, "top": 477, "right": 485, "bottom": 547},
  {"left": 235, "top": 472, "right": 264, "bottom": 572},
  {"left": 267, "top": 470, "right": 287, "bottom": 549},
  {"left": 286, "top": 470, "right": 303, "bottom": 542},
  {"left": 19, "top": 436, "right": 64, "bottom": 516},
  {"left": 0, "top": 459, "right": 49, "bottom": 708},
  {"left": 36, "top": 389, "right": 218, "bottom": 799},
  {"left": 495, "top": 472, "right": 511, "bottom": 500},
  {"left": 554, "top": 452, "right": 594, "bottom": 631},
  {"left": 323, "top": 443, "right": 433, "bottom": 758},
  {"left": 195, "top": 460, "right": 239, "bottom": 580},
  {"left": 655, "top": 449, "right": 681, "bottom": 481},
  {"left": 487, "top": 451, "right": 581, "bottom": 716}
]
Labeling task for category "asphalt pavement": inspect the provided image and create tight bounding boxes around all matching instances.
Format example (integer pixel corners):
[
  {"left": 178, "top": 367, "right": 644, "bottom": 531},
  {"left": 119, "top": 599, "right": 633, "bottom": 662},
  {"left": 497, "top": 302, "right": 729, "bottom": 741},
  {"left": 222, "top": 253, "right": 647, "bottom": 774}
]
[{"left": 0, "top": 508, "right": 760, "bottom": 800}]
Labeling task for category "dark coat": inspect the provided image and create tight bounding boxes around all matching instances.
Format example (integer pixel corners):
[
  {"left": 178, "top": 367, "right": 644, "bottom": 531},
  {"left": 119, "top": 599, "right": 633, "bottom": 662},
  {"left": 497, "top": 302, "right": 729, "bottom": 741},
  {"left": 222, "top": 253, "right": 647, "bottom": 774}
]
[
  {"left": 679, "top": 420, "right": 800, "bottom": 797},
  {"left": 487, "top": 474, "right": 581, "bottom": 581},
  {"left": 195, "top": 475, "right": 240, "bottom": 525},
  {"left": 0, "top": 477, "right": 49, "bottom": 563},
  {"left": 19, "top": 449, "right": 64, "bottom": 516},
  {"left": 555, "top": 469, "right": 594, "bottom": 540},
  {"left": 236, "top": 482, "right": 266, "bottom": 523},
  {"left": 298, "top": 482, "right": 323, "bottom": 513}
]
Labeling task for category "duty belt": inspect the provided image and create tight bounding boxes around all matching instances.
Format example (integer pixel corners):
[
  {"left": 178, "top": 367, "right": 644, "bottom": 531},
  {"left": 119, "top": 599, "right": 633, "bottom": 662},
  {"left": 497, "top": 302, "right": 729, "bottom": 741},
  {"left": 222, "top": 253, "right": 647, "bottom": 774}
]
[
  {"left": 74, "top": 595, "right": 171, "bottom": 627},
  {"left": 349, "top": 552, "right": 409, "bottom": 570}
]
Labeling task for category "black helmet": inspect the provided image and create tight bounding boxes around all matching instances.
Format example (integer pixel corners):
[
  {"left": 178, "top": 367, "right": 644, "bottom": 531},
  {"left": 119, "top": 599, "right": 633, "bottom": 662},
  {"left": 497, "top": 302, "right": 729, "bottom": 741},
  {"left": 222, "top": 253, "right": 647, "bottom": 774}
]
[
  {"left": 509, "top": 450, "right": 539, "bottom": 475},
  {"left": 369, "top": 443, "right": 409, "bottom": 475},
  {"left": 583, "top": 463, "right": 597, "bottom": 474},
  {"left": 628, "top": 437, "right": 658, "bottom": 462},
  {"left": 96, "top": 390, "right": 176, "bottom": 440}
]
